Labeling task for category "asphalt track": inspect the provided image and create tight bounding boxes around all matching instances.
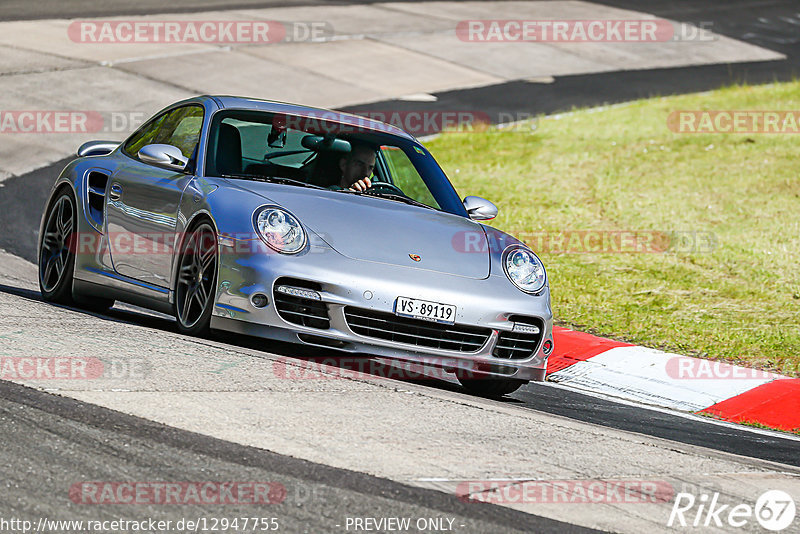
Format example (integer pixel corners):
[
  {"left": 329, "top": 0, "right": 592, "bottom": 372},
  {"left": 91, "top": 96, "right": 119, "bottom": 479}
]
[
  {"left": 0, "top": 0, "right": 796, "bottom": 475},
  {"left": 1, "top": 1, "right": 799, "bottom": 532},
  {"left": 0, "top": 377, "right": 595, "bottom": 534}
]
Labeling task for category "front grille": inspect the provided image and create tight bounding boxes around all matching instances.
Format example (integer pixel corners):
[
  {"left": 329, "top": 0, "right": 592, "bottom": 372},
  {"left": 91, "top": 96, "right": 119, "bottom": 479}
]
[
  {"left": 273, "top": 278, "right": 330, "bottom": 329},
  {"left": 344, "top": 307, "right": 491, "bottom": 353},
  {"left": 493, "top": 317, "right": 544, "bottom": 360}
]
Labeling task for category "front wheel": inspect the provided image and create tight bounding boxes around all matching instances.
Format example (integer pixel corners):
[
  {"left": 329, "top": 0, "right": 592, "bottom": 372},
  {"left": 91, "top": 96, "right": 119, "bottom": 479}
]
[
  {"left": 458, "top": 377, "right": 527, "bottom": 397},
  {"left": 175, "top": 222, "right": 218, "bottom": 336}
]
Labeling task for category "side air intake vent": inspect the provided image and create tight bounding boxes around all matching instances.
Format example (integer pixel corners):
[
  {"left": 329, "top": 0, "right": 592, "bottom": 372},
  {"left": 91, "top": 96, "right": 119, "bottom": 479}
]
[
  {"left": 493, "top": 315, "right": 545, "bottom": 360},
  {"left": 86, "top": 171, "right": 109, "bottom": 230},
  {"left": 273, "top": 277, "right": 330, "bottom": 330}
]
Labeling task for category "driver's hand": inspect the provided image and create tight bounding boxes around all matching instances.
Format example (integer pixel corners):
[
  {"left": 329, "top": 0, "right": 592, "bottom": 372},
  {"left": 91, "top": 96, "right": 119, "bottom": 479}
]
[{"left": 348, "top": 177, "right": 371, "bottom": 192}]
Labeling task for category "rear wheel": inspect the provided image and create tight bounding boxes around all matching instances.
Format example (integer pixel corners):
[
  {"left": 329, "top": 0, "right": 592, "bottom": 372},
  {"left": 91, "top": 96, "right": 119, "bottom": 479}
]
[
  {"left": 39, "top": 189, "right": 115, "bottom": 312},
  {"left": 39, "top": 191, "right": 77, "bottom": 304},
  {"left": 175, "top": 222, "right": 218, "bottom": 337},
  {"left": 458, "top": 377, "right": 527, "bottom": 397}
]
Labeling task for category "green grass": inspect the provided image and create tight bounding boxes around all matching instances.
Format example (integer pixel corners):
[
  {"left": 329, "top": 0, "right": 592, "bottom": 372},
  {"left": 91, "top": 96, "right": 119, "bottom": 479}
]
[
  {"left": 737, "top": 419, "right": 800, "bottom": 435},
  {"left": 697, "top": 412, "right": 800, "bottom": 436},
  {"left": 426, "top": 81, "right": 800, "bottom": 377}
]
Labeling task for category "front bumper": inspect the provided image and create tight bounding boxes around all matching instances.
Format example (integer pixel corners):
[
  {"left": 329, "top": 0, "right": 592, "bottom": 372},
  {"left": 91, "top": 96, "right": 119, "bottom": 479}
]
[{"left": 211, "top": 241, "right": 553, "bottom": 382}]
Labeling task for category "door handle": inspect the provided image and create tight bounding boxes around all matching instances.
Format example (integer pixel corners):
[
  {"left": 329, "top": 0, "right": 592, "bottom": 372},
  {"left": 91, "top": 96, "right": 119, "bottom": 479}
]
[{"left": 108, "top": 183, "right": 123, "bottom": 201}]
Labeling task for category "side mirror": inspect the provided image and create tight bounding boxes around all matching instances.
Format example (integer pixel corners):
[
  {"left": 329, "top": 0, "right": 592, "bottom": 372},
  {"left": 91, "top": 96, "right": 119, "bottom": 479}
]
[
  {"left": 463, "top": 196, "right": 498, "bottom": 220},
  {"left": 138, "top": 144, "right": 188, "bottom": 171},
  {"left": 77, "top": 140, "right": 118, "bottom": 157}
]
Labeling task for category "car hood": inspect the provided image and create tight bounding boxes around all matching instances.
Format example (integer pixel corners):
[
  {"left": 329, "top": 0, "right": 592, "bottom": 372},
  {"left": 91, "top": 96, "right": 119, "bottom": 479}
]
[{"left": 235, "top": 182, "right": 491, "bottom": 279}]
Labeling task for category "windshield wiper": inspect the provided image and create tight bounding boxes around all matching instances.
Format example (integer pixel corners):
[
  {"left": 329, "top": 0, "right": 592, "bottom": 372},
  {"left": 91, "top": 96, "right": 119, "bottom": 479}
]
[
  {"left": 220, "top": 174, "right": 324, "bottom": 190},
  {"left": 361, "top": 190, "right": 436, "bottom": 210}
]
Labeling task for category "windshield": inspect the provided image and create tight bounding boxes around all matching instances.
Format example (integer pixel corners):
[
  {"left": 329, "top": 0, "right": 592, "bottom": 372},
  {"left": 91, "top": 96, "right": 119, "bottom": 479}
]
[{"left": 205, "top": 110, "right": 467, "bottom": 216}]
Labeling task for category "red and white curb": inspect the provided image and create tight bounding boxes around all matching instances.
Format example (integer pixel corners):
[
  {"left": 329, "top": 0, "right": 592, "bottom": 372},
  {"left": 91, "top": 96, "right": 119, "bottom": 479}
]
[{"left": 547, "top": 327, "right": 800, "bottom": 432}]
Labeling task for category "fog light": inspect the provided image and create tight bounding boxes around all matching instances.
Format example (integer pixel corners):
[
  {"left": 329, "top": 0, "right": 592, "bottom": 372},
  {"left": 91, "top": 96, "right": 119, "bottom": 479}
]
[
  {"left": 251, "top": 293, "right": 269, "bottom": 308},
  {"left": 513, "top": 322, "right": 541, "bottom": 335},
  {"left": 542, "top": 339, "right": 553, "bottom": 355},
  {"left": 275, "top": 285, "right": 322, "bottom": 301}
]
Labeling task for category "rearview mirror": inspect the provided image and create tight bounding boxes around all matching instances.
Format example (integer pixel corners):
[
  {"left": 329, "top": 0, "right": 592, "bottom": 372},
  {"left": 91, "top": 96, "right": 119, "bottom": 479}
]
[
  {"left": 463, "top": 196, "right": 498, "bottom": 220},
  {"left": 301, "top": 134, "right": 351, "bottom": 153},
  {"left": 138, "top": 144, "right": 188, "bottom": 171}
]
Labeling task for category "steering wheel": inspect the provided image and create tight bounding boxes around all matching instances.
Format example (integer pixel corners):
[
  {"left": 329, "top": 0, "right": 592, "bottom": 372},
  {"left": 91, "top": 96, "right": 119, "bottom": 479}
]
[{"left": 366, "top": 181, "right": 405, "bottom": 196}]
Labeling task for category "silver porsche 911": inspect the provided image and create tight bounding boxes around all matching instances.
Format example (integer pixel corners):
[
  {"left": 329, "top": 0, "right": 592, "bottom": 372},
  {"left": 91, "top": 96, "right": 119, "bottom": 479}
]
[{"left": 38, "top": 95, "right": 553, "bottom": 396}]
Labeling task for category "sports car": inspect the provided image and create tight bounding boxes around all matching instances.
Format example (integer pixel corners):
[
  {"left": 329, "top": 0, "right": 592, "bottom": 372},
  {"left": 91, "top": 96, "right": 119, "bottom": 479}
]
[{"left": 38, "top": 95, "right": 553, "bottom": 396}]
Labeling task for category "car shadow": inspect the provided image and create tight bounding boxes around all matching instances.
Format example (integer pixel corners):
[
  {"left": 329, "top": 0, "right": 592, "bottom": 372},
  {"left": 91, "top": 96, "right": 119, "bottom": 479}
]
[{"left": 0, "top": 282, "right": 524, "bottom": 403}]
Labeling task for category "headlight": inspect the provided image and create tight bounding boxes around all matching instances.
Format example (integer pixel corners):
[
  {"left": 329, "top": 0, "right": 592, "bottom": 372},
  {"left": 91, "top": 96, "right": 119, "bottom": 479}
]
[
  {"left": 254, "top": 207, "right": 306, "bottom": 254},
  {"left": 503, "top": 246, "right": 547, "bottom": 293}
]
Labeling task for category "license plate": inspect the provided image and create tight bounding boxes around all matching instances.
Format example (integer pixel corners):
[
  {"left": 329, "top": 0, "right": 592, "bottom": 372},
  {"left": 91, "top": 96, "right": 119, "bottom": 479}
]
[{"left": 395, "top": 297, "right": 456, "bottom": 324}]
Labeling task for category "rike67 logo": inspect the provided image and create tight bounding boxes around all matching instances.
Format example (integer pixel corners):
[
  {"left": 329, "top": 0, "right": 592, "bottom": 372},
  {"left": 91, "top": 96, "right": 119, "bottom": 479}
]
[{"left": 668, "top": 490, "right": 796, "bottom": 531}]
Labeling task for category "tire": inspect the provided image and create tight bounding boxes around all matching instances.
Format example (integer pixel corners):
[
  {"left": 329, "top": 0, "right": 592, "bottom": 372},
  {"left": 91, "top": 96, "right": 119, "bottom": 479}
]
[
  {"left": 39, "top": 188, "right": 116, "bottom": 312},
  {"left": 39, "top": 190, "right": 77, "bottom": 304},
  {"left": 457, "top": 377, "right": 527, "bottom": 397},
  {"left": 174, "top": 221, "right": 218, "bottom": 337}
]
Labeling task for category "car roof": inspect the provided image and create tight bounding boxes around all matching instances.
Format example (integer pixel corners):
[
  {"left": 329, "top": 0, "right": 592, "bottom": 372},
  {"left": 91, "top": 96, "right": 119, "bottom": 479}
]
[{"left": 194, "top": 95, "right": 416, "bottom": 141}]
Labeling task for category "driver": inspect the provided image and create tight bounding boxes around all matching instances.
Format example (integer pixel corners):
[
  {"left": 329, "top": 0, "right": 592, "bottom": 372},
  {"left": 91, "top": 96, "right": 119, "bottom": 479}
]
[{"left": 332, "top": 142, "right": 377, "bottom": 192}]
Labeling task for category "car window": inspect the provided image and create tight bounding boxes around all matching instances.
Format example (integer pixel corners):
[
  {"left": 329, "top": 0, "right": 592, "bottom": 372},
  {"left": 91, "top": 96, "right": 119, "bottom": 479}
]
[
  {"left": 154, "top": 106, "right": 204, "bottom": 158},
  {"left": 226, "top": 117, "right": 313, "bottom": 168},
  {"left": 123, "top": 114, "right": 167, "bottom": 158},
  {"left": 124, "top": 105, "right": 204, "bottom": 160},
  {"left": 205, "top": 110, "right": 468, "bottom": 217},
  {"left": 237, "top": 121, "right": 270, "bottom": 161},
  {"left": 379, "top": 146, "right": 440, "bottom": 209}
]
